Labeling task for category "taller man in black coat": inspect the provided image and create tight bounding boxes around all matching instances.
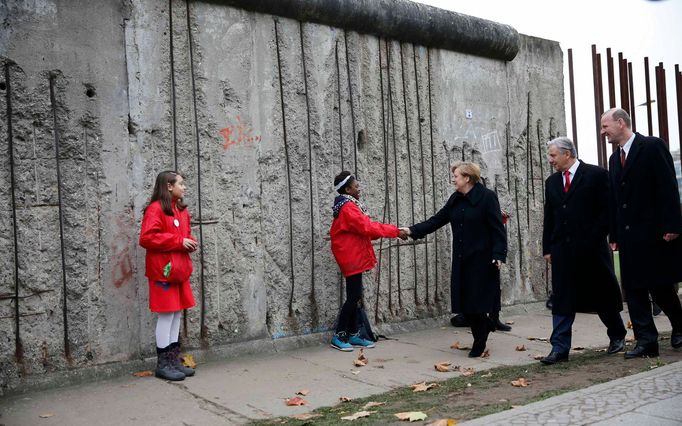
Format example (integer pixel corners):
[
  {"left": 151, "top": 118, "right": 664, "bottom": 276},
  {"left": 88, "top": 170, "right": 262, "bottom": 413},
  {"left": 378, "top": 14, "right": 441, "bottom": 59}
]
[
  {"left": 603, "top": 108, "right": 682, "bottom": 358},
  {"left": 541, "top": 137, "right": 626, "bottom": 364}
]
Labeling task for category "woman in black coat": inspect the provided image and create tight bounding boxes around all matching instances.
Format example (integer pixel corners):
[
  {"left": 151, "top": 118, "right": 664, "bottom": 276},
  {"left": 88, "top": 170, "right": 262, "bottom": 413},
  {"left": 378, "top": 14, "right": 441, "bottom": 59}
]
[{"left": 404, "top": 162, "right": 507, "bottom": 357}]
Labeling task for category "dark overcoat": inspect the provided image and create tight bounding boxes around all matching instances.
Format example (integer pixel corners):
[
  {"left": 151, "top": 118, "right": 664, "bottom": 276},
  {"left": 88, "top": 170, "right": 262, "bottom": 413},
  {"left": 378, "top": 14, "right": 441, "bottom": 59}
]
[
  {"left": 542, "top": 161, "right": 623, "bottom": 315},
  {"left": 410, "top": 183, "right": 507, "bottom": 314},
  {"left": 608, "top": 133, "right": 682, "bottom": 289}
]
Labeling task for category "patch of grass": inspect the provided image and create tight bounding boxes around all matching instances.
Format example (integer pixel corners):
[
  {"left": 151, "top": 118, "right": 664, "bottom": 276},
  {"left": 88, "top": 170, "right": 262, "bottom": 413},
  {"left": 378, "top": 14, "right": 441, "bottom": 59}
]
[{"left": 251, "top": 332, "right": 676, "bottom": 425}]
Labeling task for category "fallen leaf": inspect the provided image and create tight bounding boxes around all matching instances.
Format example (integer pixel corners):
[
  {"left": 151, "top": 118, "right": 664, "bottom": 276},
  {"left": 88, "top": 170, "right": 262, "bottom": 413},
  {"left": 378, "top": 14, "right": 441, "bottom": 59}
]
[
  {"left": 505, "top": 320, "right": 515, "bottom": 325},
  {"left": 533, "top": 354, "right": 544, "bottom": 360},
  {"left": 460, "top": 367, "right": 476, "bottom": 377},
  {"left": 411, "top": 382, "right": 437, "bottom": 392},
  {"left": 626, "top": 320, "right": 633, "bottom": 329},
  {"left": 481, "top": 372, "right": 493, "bottom": 378},
  {"left": 595, "top": 348, "right": 607, "bottom": 352},
  {"left": 350, "top": 370, "right": 360, "bottom": 375},
  {"left": 339, "top": 396, "right": 353, "bottom": 402},
  {"left": 362, "top": 401, "right": 385, "bottom": 409},
  {"left": 515, "top": 345, "right": 526, "bottom": 351},
  {"left": 427, "top": 419, "right": 458, "bottom": 426},
  {"left": 285, "top": 396, "right": 308, "bottom": 406},
  {"left": 291, "top": 413, "right": 322, "bottom": 420},
  {"left": 395, "top": 411, "right": 428, "bottom": 422},
  {"left": 353, "top": 349, "right": 368, "bottom": 367},
  {"left": 572, "top": 346, "right": 585, "bottom": 351},
  {"left": 480, "top": 349, "right": 490, "bottom": 358},
  {"left": 296, "top": 389, "right": 310, "bottom": 396},
  {"left": 39, "top": 413, "right": 55, "bottom": 418},
  {"left": 132, "top": 370, "right": 154, "bottom": 377},
  {"left": 435, "top": 361, "right": 451, "bottom": 372},
  {"left": 450, "top": 341, "right": 471, "bottom": 350},
  {"left": 181, "top": 354, "right": 197, "bottom": 369},
  {"left": 341, "top": 410, "right": 373, "bottom": 421},
  {"left": 527, "top": 336, "right": 549, "bottom": 342},
  {"left": 511, "top": 378, "right": 530, "bottom": 387}
]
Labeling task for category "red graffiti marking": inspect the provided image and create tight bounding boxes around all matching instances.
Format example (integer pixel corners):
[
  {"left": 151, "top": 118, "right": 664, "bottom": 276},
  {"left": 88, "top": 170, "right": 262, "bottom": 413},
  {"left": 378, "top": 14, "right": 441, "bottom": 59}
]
[{"left": 219, "top": 115, "right": 261, "bottom": 150}]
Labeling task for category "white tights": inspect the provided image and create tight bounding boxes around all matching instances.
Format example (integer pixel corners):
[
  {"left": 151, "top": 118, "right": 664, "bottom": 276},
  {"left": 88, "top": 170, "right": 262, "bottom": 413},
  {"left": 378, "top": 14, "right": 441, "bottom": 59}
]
[{"left": 155, "top": 311, "right": 182, "bottom": 348}]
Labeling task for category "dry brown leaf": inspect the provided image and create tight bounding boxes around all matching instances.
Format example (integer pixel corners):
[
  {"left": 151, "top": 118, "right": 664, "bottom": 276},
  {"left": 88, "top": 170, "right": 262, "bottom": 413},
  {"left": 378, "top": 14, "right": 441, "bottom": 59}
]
[
  {"left": 626, "top": 320, "right": 633, "bottom": 329},
  {"left": 296, "top": 389, "right": 310, "bottom": 396},
  {"left": 533, "top": 354, "right": 545, "bottom": 360},
  {"left": 511, "top": 378, "right": 530, "bottom": 387},
  {"left": 427, "top": 420, "right": 458, "bottom": 426},
  {"left": 132, "top": 370, "right": 154, "bottom": 377},
  {"left": 285, "top": 396, "right": 308, "bottom": 406},
  {"left": 339, "top": 396, "right": 353, "bottom": 403},
  {"left": 39, "top": 413, "right": 55, "bottom": 419},
  {"left": 572, "top": 346, "right": 585, "bottom": 351},
  {"left": 460, "top": 367, "right": 476, "bottom": 377},
  {"left": 341, "top": 410, "right": 373, "bottom": 421},
  {"left": 450, "top": 341, "right": 471, "bottom": 350},
  {"left": 480, "top": 349, "right": 490, "bottom": 358},
  {"left": 515, "top": 345, "right": 526, "bottom": 351},
  {"left": 435, "top": 361, "right": 451, "bottom": 372},
  {"left": 505, "top": 320, "right": 515, "bottom": 325},
  {"left": 411, "top": 382, "right": 437, "bottom": 392},
  {"left": 291, "top": 413, "right": 322, "bottom": 421},
  {"left": 362, "top": 401, "right": 385, "bottom": 409},
  {"left": 353, "top": 349, "right": 368, "bottom": 367},
  {"left": 395, "top": 411, "right": 428, "bottom": 422},
  {"left": 181, "top": 354, "right": 197, "bottom": 369}
]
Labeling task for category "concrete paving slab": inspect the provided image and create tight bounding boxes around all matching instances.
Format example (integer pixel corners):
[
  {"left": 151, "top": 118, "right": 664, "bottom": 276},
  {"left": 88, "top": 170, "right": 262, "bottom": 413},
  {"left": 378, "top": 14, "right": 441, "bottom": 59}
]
[
  {"left": 591, "top": 412, "right": 682, "bottom": 426},
  {"left": 632, "top": 394, "right": 682, "bottom": 421}
]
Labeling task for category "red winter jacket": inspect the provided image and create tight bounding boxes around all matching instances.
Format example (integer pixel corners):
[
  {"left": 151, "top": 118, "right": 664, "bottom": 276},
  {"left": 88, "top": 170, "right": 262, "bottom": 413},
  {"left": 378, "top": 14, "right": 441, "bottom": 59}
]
[
  {"left": 330, "top": 199, "right": 399, "bottom": 277},
  {"left": 139, "top": 200, "right": 195, "bottom": 283}
]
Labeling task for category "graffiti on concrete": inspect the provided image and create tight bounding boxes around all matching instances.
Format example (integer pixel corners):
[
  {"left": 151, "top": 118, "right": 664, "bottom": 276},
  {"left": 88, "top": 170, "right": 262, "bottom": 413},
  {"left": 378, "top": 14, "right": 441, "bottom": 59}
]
[{"left": 219, "top": 115, "right": 261, "bottom": 150}]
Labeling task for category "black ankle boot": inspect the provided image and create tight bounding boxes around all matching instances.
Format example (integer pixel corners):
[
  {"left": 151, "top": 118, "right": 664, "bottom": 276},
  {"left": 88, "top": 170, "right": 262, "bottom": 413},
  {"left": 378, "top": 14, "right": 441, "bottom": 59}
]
[
  {"left": 490, "top": 312, "right": 511, "bottom": 332},
  {"left": 468, "top": 316, "right": 489, "bottom": 358},
  {"left": 169, "top": 342, "right": 195, "bottom": 377},
  {"left": 155, "top": 346, "right": 185, "bottom": 381}
]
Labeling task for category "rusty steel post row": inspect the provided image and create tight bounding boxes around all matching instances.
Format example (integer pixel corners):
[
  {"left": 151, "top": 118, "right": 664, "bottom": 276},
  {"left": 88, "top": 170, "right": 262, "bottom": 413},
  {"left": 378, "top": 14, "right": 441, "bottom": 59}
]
[{"left": 568, "top": 48, "right": 578, "bottom": 150}]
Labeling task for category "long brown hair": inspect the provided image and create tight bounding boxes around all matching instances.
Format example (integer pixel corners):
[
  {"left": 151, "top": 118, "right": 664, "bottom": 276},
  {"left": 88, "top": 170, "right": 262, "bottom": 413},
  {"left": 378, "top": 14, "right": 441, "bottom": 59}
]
[{"left": 144, "top": 170, "right": 187, "bottom": 216}]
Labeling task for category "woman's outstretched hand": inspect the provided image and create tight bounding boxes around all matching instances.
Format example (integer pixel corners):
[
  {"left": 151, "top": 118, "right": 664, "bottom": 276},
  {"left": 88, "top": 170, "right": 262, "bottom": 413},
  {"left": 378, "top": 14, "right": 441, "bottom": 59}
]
[{"left": 398, "top": 227, "right": 411, "bottom": 240}]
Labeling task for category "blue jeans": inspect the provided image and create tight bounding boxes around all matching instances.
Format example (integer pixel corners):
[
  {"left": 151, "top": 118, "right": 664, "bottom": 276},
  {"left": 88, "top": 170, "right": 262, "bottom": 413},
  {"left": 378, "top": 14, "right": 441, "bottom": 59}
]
[{"left": 551, "top": 312, "right": 626, "bottom": 354}]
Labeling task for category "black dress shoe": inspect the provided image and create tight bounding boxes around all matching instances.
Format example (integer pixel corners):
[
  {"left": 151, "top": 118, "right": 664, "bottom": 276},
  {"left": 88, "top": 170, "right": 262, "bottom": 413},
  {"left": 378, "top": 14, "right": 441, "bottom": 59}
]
[
  {"left": 624, "top": 345, "right": 659, "bottom": 359},
  {"left": 450, "top": 314, "right": 469, "bottom": 327},
  {"left": 671, "top": 332, "right": 682, "bottom": 349},
  {"left": 540, "top": 351, "right": 568, "bottom": 365},
  {"left": 494, "top": 318, "right": 512, "bottom": 332},
  {"left": 607, "top": 339, "right": 625, "bottom": 354}
]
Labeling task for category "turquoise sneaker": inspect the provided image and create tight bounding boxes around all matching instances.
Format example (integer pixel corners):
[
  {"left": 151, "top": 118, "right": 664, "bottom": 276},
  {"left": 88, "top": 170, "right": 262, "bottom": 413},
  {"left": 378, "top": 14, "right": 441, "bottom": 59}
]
[
  {"left": 349, "top": 333, "right": 376, "bottom": 348},
  {"left": 331, "top": 332, "right": 353, "bottom": 352}
]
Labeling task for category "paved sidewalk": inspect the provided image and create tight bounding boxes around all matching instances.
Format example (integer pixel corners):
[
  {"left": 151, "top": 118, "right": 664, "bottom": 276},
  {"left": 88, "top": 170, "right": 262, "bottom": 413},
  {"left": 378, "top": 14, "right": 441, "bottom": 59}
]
[
  {"left": 462, "top": 361, "right": 682, "bottom": 426},
  {"left": 0, "top": 303, "right": 677, "bottom": 425}
]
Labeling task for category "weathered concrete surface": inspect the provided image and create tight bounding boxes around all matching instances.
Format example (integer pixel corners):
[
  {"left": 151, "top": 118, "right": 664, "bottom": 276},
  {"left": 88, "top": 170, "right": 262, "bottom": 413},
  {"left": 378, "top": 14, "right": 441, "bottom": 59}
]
[{"left": 0, "top": 0, "right": 564, "bottom": 395}]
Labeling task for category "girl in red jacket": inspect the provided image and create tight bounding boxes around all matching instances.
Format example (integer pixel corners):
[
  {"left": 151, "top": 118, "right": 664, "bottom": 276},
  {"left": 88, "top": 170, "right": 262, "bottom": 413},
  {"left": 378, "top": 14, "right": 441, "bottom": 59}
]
[
  {"left": 139, "top": 171, "right": 197, "bottom": 380},
  {"left": 330, "top": 171, "right": 406, "bottom": 351}
]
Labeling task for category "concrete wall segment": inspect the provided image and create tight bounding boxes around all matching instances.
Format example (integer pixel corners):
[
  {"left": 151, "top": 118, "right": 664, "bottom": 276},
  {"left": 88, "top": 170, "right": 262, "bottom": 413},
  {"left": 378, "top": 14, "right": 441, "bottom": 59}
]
[{"left": 0, "top": 0, "right": 563, "bottom": 395}]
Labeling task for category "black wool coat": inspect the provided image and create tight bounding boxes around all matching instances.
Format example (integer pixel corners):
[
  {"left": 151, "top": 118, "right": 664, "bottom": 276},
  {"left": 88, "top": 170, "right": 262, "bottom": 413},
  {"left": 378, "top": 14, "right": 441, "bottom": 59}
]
[
  {"left": 608, "top": 133, "right": 682, "bottom": 289},
  {"left": 410, "top": 183, "right": 507, "bottom": 314},
  {"left": 542, "top": 161, "right": 623, "bottom": 315}
]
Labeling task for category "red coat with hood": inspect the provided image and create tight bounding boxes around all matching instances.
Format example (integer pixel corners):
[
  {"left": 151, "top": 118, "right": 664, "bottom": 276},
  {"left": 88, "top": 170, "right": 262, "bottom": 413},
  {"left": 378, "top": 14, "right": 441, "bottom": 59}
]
[{"left": 330, "top": 196, "right": 399, "bottom": 277}]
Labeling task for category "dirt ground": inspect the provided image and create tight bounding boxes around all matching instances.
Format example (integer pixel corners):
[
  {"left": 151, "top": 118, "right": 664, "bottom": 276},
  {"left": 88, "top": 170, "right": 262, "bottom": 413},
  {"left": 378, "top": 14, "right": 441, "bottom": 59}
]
[{"left": 253, "top": 334, "right": 680, "bottom": 425}]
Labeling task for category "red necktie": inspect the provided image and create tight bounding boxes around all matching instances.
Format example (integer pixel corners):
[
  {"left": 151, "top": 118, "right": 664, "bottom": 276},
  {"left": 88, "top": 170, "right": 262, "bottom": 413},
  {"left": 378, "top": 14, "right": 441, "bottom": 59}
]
[
  {"left": 620, "top": 149, "right": 626, "bottom": 168},
  {"left": 564, "top": 170, "right": 571, "bottom": 193}
]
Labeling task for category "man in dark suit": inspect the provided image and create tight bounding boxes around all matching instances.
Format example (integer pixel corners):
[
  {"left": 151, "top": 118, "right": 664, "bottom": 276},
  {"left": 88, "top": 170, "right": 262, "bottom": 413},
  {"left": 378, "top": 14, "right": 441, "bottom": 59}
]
[
  {"left": 540, "top": 137, "right": 626, "bottom": 364},
  {"left": 603, "top": 108, "right": 682, "bottom": 358}
]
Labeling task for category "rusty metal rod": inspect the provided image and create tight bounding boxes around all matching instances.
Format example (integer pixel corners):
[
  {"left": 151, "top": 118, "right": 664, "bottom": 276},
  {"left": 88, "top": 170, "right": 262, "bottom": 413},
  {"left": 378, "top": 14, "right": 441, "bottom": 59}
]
[
  {"left": 375, "top": 37, "right": 390, "bottom": 322},
  {"left": 343, "top": 29, "right": 358, "bottom": 177},
  {"left": 299, "top": 21, "right": 316, "bottom": 303},
  {"left": 656, "top": 63, "right": 670, "bottom": 146},
  {"left": 186, "top": 0, "right": 208, "bottom": 336},
  {"left": 644, "top": 57, "right": 653, "bottom": 136},
  {"left": 591, "top": 46, "right": 603, "bottom": 167},
  {"left": 426, "top": 47, "right": 439, "bottom": 303},
  {"left": 568, "top": 48, "right": 578, "bottom": 150},
  {"left": 676, "top": 65, "right": 682, "bottom": 150},
  {"left": 169, "top": 0, "right": 179, "bottom": 170},
  {"left": 607, "top": 48, "right": 615, "bottom": 108},
  {"left": 628, "top": 61, "right": 636, "bottom": 132},
  {"left": 48, "top": 73, "right": 71, "bottom": 359},
  {"left": 274, "top": 19, "right": 297, "bottom": 317}
]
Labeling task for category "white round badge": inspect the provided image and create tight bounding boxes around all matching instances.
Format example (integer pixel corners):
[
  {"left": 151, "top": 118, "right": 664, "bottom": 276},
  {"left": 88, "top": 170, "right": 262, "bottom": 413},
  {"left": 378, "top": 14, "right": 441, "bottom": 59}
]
[{"left": 174, "top": 219, "right": 180, "bottom": 227}]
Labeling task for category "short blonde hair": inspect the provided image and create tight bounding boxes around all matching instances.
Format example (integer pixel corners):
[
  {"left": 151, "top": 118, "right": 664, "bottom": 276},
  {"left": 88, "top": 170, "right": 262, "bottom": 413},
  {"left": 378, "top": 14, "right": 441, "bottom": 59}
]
[{"left": 451, "top": 161, "right": 481, "bottom": 184}]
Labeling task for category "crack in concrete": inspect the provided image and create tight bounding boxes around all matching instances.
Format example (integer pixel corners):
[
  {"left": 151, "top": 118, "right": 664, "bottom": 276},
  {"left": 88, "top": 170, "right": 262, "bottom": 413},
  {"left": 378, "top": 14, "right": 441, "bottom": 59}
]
[{"left": 170, "top": 381, "right": 252, "bottom": 422}]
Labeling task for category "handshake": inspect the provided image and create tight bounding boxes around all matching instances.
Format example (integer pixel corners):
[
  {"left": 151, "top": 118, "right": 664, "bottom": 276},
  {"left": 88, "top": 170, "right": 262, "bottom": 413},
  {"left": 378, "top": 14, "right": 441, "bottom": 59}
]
[{"left": 397, "top": 227, "right": 411, "bottom": 241}]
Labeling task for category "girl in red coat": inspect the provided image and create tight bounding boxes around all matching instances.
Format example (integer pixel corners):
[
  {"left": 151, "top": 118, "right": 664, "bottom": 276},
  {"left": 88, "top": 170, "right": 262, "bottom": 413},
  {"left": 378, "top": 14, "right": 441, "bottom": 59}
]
[
  {"left": 139, "top": 171, "right": 197, "bottom": 380},
  {"left": 329, "top": 171, "right": 406, "bottom": 351}
]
